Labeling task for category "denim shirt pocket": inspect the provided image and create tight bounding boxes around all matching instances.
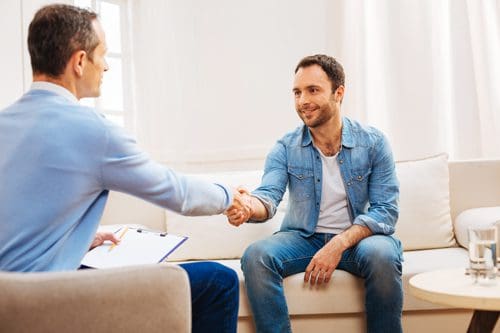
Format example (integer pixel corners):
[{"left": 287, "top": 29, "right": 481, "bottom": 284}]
[
  {"left": 350, "top": 168, "right": 371, "bottom": 204},
  {"left": 288, "top": 166, "right": 314, "bottom": 202}
]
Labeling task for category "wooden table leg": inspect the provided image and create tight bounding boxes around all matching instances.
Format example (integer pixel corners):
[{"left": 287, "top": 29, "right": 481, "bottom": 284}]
[{"left": 467, "top": 310, "right": 499, "bottom": 333}]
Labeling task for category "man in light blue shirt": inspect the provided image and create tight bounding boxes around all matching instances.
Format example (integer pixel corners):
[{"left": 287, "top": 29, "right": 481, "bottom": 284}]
[
  {"left": 0, "top": 4, "right": 240, "bottom": 332},
  {"left": 226, "top": 55, "right": 403, "bottom": 333}
]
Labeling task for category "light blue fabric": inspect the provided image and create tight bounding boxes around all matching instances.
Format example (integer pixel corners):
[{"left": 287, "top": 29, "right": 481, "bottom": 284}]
[
  {"left": 0, "top": 88, "right": 231, "bottom": 272},
  {"left": 244, "top": 117, "right": 403, "bottom": 332},
  {"left": 252, "top": 117, "right": 400, "bottom": 236}
]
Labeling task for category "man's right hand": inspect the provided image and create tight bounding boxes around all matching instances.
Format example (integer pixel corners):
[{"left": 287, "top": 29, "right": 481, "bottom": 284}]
[{"left": 225, "top": 187, "right": 253, "bottom": 226}]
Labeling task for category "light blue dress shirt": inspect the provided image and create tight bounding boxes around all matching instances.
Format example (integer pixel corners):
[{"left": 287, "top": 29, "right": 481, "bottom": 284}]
[{"left": 0, "top": 82, "right": 232, "bottom": 272}]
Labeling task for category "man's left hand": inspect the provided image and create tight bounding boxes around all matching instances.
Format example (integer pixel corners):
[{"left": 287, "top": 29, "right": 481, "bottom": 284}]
[
  {"left": 304, "top": 242, "right": 343, "bottom": 286},
  {"left": 89, "top": 231, "right": 120, "bottom": 250}
]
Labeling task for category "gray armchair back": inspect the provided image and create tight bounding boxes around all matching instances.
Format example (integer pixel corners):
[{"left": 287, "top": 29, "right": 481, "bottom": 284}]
[{"left": 0, "top": 263, "right": 191, "bottom": 333}]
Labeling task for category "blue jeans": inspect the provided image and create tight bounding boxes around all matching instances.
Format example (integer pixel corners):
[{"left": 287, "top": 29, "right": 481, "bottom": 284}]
[
  {"left": 241, "top": 232, "right": 403, "bottom": 333},
  {"left": 180, "top": 262, "right": 239, "bottom": 333}
]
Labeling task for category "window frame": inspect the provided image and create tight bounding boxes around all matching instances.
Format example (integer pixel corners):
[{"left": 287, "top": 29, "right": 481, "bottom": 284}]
[{"left": 74, "top": 0, "right": 135, "bottom": 132}]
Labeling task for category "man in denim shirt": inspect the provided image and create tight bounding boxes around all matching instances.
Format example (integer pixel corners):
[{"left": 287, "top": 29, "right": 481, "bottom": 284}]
[{"left": 226, "top": 55, "right": 403, "bottom": 333}]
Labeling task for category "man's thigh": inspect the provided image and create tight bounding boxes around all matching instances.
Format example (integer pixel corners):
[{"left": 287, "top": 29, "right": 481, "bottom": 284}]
[
  {"left": 244, "top": 231, "right": 323, "bottom": 277},
  {"left": 337, "top": 235, "right": 403, "bottom": 277}
]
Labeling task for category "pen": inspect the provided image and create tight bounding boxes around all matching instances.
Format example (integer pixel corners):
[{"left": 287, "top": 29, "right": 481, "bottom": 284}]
[{"left": 108, "top": 226, "right": 129, "bottom": 252}]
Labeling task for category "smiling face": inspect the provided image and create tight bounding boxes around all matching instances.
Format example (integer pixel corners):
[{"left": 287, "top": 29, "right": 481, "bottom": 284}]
[
  {"left": 293, "top": 64, "right": 344, "bottom": 129},
  {"left": 78, "top": 20, "right": 109, "bottom": 98}
]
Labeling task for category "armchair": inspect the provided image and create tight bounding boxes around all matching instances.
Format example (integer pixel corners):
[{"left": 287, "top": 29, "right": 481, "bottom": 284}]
[{"left": 0, "top": 263, "right": 190, "bottom": 333}]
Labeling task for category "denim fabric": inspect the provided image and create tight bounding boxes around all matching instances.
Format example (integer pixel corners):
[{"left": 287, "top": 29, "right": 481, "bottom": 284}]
[
  {"left": 180, "top": 262, "right": 239, "bottom": 333},
  {"left": 241, "top": 232, "right": 403, "bottom": 333},
  {"left": 252, "top": 117, "right": 399, "bottom": 236}
]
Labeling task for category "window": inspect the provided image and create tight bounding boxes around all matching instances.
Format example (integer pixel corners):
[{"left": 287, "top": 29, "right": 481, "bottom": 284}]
[{"left": 74, "top": 0, "right": 134, "bottom": 130}]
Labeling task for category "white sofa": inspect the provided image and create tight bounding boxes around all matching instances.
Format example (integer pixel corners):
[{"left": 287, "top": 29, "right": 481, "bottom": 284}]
[{"left": 100, "top": 154, "right": 500, "bottom": 333}]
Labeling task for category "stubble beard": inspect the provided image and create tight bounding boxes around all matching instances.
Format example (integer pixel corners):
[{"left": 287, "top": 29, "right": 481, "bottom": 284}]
[{"left": 299, "top": 106, "right": 332, "bottom": 129}]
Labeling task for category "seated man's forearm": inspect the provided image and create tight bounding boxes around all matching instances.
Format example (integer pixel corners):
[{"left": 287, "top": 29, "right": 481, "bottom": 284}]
[
  {"left": 330, "top": 225, "right": 373, "bottom": 251},
  {"left": 249, "top": 196, "right": 269, "bottom": 221}
]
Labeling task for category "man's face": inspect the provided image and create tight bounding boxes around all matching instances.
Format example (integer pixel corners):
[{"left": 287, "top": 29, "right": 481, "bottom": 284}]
[
  {"left": 293, "top": 64, "right": 342, "bottom": 129},
  {"left": 80, "top": 20, "right": 108, "bottom": 99}
]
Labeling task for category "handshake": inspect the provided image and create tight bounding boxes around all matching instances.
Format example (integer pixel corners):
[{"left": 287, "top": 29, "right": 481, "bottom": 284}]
[{"left": 224, "top": 187, "right": 255, "bottom": 227}]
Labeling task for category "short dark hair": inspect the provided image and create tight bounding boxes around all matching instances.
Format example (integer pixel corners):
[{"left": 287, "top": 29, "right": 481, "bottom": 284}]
[
  {"left": 295, "top": 54, "right": 345, "bottom": 92},
  {"left": 28, "top": 4, "right": 99, "bottom": 77}
]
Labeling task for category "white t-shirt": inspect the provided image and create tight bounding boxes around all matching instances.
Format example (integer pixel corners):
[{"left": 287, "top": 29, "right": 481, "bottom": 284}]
[{"left": 314, "top": 147, "right": 352, "bottom": 234}]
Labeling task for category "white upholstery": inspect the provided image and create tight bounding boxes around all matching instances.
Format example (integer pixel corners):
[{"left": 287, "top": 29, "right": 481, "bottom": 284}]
[
  {"left": 394, "top": 154, "right": 456, "bottom": 250},
  {"left": 454, "top": 206, "right": 500, "bottom": 249}
]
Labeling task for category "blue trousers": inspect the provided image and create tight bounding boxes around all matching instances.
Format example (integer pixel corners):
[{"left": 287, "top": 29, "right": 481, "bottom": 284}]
[
  {"left": 180, "top": 262, "right": 239, "bottom": 333},
  {"left": 241, "top": 232, "right": 403, "bottom": 333}
]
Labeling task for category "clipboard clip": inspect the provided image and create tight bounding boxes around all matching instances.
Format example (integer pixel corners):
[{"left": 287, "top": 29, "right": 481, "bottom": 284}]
[{"left": 136, "top": 228, "right": 168, "bottom": 237}]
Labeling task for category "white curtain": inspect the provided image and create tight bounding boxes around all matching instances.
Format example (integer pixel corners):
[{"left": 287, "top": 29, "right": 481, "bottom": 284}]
[
  {"left": 130, "top": 0, "right": 500, "bottom": 168},
  {"left": 328, "top": 0, "right": 500, "bottom": 160}
]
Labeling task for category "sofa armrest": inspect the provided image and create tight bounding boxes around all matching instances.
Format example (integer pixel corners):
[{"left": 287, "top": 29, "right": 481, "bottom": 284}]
[
  {"left": 454, "top": 206, "right": 500, "bottom": 249},
  {"left": 0, "top": 263, "right": 191, "bottom": 333}
]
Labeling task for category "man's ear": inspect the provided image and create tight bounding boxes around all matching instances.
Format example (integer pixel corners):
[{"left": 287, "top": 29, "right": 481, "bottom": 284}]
[
  {"left": 334, "top": 85, "right": 345, "bottom": 103},
  {"left": 71, "top": 50, "right": 87, "bottom": 77}
]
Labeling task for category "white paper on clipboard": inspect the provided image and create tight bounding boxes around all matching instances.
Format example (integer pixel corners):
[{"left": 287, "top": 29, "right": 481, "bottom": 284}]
[{"left": 81, "top": 227, "right": 188, "bottom": 269}]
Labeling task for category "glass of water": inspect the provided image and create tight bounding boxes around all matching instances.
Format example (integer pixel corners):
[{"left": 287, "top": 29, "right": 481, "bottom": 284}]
[{"left": 468, "top": 226, "right": 497, "bottom": 283}]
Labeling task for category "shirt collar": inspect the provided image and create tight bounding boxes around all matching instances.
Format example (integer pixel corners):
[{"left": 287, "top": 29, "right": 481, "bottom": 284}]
[
  {"left": 30, "top": 81, "right": 78, "bottom": 104},
  {"left": 301, "top": 117, "right": 355, "bottom": 149}
]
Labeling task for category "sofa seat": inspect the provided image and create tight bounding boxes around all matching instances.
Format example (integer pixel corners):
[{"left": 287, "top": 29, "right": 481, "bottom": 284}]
[{"left": 194, "top": 247, "right": 468, "bottom": 317}]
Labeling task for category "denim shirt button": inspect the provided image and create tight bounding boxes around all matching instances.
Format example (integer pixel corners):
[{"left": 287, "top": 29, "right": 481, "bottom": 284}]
[
  {"left": 357, "top": 175, "right": 362, "bottom": 180},
  {"left": 347, "top": 182, "right": 352, "bottom": 186},
  {"left": 339, "top": 160, "right": 343, "bottom": 164},
  {"left": 298, "top": 175, "right": 303, "bottom": 179}
]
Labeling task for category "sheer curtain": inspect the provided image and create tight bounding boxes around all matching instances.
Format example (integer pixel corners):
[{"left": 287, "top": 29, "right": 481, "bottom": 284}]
[
  {"left": 327, "top": 0, "right": 500, "bottom": 160},
  {"left": 129, "top": 0, "right": 499, "bottom": 167}
]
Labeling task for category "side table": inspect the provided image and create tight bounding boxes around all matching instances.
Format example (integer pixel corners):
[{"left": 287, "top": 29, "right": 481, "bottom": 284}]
[{"left": 409, "top": 268, "right": 500, "bottom": 333}]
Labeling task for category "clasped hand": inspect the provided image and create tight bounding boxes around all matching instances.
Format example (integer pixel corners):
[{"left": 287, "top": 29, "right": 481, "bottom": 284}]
[{"left": 224, "top": 187, "right": 253, "bottom": 226}]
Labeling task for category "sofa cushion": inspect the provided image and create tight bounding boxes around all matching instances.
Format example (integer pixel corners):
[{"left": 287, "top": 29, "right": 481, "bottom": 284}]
[{"left": 394, "top": 153, "right": 456, "bottom": 250}]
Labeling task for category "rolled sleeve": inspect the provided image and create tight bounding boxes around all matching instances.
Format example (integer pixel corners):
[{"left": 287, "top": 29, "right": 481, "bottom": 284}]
[{"left": 248, "top": 141, "right": 289, "bottom": 222}]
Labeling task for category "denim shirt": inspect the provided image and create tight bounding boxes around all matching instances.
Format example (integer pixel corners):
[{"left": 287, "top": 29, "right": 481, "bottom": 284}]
[{"left": 252, "top": 117, "right": 399, "bottom": 236}]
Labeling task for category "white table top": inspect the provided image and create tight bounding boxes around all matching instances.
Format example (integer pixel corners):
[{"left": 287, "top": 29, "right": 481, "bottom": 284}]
[{"left": 409, "top": 268, "right": 500, "bottom": 311}]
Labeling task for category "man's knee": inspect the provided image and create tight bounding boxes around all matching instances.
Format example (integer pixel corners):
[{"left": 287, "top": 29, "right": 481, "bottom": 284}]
[
  {"left": 241, "top": 240, "right": 275, "bottom": 274},
  {"left": 358, "top": 236, "right": 402, "bottom": 276},
  {"left": 181, "top": 261, "right": 239, "bottom": 294},
  {"left": 206, "top": 262, "right": 239, "bottom": 292}
]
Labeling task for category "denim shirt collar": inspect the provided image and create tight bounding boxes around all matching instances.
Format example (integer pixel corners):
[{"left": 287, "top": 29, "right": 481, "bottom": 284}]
[{"left": 300, "top": 116, "right": 356, "bottom": 148}]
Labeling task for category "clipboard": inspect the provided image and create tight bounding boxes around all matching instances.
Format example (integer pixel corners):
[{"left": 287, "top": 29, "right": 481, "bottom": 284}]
[{"left": 81, "top": 227, "right": 188, "bottom": 269}]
